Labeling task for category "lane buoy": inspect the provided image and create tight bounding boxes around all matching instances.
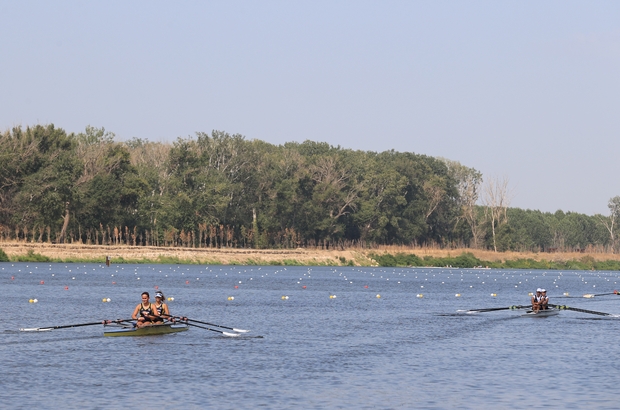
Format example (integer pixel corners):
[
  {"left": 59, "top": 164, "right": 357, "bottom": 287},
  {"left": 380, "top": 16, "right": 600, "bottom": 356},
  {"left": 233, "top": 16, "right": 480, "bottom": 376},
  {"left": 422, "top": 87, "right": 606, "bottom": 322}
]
[
  {"left": 302, "top": 285, "right": 306, "bottom": 289},
  {"left": 490, "top": 293, "right": 497, "bottom": 297},
  {"left": 455, "top": 293, "right": 461, "bottom": 297},
  {"left": 416, "top": 294, "right": 423, "bottom": 298},
  {"left": 227, "top": 296, "right": 234, "bottom": 301},
  {"left": 376, "top": 294, "right": 381, "bottom": 298},
  {"left": 39, "top": 281, "right": 44, "bottom": 285},
  {"left": 167, "top": 297, "right": 174, "bottom": 301},
  {"left": 329, "top": 295, "right": 336, "bottom": 299},
  {"left": 64, "top": 286, "right": 69, "bottom": 290},
  {"left": 281, "top": 295, "right": 289, "bottom": 300}
]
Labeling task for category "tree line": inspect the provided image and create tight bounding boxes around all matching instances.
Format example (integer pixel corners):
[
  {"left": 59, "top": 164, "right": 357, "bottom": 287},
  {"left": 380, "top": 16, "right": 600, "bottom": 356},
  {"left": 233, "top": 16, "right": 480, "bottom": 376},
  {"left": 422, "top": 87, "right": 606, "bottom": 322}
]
[{"left": 1, "top": 124, "right": 618, "bottom": 253}]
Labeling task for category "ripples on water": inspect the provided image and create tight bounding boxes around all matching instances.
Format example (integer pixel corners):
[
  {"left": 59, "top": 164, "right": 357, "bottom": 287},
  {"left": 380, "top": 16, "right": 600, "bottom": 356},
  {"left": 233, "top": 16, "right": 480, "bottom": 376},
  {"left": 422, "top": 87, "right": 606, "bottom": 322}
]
[{"left": 2, "top": 263, "right": 620, "bottom": 409}]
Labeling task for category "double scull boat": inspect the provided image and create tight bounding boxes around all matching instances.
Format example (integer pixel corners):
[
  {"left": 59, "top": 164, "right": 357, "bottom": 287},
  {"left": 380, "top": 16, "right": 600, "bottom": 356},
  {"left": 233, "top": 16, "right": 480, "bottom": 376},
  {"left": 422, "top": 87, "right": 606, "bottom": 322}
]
[
  {"left": 103, "top": 322, "right": 189, "bottom": 337},
  {"left": 522, "top": 307, "right": 560, "bottom": 317}
]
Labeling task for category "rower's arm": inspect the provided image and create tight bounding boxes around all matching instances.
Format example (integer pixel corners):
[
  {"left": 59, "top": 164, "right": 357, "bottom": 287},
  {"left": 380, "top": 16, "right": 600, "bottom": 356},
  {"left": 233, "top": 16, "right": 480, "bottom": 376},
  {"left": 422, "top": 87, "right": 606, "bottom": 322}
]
[
  {"left": 150, "top": 304, "right": 161, "bottom": 320},
  {"left": 131, "top": 304, "right": 140, "bottom": 320}
]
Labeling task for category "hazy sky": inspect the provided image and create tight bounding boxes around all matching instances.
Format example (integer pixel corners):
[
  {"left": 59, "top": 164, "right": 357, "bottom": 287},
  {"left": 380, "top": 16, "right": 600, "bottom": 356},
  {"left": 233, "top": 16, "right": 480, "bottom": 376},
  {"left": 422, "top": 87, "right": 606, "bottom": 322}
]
[{"left": 2, "top": 1, "right": 619, "bottom": 215}]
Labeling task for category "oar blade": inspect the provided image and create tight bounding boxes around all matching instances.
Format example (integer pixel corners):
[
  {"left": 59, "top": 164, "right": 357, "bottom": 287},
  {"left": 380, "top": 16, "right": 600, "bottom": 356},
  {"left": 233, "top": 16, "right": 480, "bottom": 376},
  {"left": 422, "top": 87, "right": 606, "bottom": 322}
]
[
  {"left": 232, "top": 328, "right": 250, "bottom": 333},
  {"left": 19, "top": 327, "right": 52, "bottom": 332},
  {"left": 222, "top": 331, "right": 240, "bottom": 337}
]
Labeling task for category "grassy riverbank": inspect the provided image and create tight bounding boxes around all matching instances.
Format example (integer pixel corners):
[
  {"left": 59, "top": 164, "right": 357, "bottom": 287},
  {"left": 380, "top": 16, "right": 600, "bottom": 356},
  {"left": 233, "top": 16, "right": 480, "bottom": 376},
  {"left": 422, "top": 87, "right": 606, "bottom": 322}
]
[{"left": 2, "top": 242, "right": 620, "bottom": 270}]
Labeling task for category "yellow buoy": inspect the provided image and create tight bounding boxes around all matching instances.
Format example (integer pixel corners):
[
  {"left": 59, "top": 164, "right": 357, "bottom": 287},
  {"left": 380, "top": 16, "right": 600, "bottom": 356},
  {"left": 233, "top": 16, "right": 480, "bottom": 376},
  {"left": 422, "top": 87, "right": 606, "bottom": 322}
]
[
  {"left": 167, "top": 297, "right": 174, "bottom": 301},
  {"left": 455, "top": 293, "right": 461, "bottom": 297},
  {"left": 227, "top": 296, "right": 234, "bottom": 301},
  {"left": 29, "top": 299, "right": 34, "bottom": 303},
  {"left": 281, "top": 295, "right": 289, "bottom": 300},
  {"left": 563, "top": 292, "right": 570, "bottom": 296},
  {"left": 490, "top": 293, "right": 497, "bottom": 297},
  {"left": 376, "top": 294, "right": 381, "bottom": 298},
  {"left": 329, "top": 295, "right": 336, "bottom": 299},
  {"left": 416, "top": 294, "right": 423, "bottom": 298}
]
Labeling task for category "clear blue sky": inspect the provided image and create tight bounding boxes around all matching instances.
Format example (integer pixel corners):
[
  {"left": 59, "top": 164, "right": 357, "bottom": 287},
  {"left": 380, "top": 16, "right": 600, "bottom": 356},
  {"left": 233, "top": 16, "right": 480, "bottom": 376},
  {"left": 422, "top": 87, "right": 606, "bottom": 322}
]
[{"left": 2, "top": 1, "right": 619, "bottom": 215}]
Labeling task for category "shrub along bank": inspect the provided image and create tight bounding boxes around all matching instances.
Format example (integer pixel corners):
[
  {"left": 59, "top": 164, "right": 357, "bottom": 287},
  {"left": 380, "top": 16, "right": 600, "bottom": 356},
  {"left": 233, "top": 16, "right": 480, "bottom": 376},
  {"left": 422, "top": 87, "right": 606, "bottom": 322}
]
[{"left": 369, "top": 252, "right": 620, "bottom": 271}]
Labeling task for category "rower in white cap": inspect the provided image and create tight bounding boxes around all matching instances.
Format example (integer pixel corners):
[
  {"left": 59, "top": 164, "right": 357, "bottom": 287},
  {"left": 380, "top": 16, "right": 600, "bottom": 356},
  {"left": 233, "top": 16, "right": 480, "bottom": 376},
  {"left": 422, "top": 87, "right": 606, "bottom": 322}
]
[{"left": 539, "top": 289, "right": 549, "bottom": 310}]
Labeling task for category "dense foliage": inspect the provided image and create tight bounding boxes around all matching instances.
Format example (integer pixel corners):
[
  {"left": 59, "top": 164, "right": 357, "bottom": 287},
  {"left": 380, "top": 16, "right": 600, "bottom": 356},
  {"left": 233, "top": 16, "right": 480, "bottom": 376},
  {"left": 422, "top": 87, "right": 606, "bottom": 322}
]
[{"left": 0, "top": 124, "right": 616, "bottom": 253}]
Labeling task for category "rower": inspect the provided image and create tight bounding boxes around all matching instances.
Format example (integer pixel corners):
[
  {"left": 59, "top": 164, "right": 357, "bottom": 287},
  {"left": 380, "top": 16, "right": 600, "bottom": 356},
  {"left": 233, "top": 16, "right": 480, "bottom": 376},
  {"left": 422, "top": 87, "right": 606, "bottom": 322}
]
[
  {"left": 531, "top": 288, "right": 543, "bottom": 312},
  {"left": 131, "top": 291, "right": 161, "bottom": 328},
  {"left": 540, "top": 289, "right": 549, "bottom": 310},
  {"left": 154, "top": 291, "right": 169, "bottom": 323}
]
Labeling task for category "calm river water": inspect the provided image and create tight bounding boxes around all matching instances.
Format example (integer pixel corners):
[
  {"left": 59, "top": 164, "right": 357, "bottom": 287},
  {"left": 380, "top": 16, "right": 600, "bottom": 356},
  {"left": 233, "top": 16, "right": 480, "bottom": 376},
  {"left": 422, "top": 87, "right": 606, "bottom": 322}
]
[{"left": 2, "top": 263, "right": 620, "bottom": 409}]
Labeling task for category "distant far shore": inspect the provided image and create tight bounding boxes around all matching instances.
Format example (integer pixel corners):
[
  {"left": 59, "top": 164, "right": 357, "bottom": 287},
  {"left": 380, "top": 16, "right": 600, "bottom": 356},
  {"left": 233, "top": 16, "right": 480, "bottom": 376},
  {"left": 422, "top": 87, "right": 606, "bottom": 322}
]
[{"left": 2, "top": 242, "right": 620, "bottom": 270}]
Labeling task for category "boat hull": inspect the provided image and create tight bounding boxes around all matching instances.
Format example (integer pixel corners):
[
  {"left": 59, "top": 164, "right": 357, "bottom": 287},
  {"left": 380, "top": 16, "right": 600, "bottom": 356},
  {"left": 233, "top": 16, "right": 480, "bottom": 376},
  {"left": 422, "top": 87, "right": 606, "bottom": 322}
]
[
  {"left": 104, "top": 323, "right": 189, "bottom": 337},
  {"left": 523, "top": 308, "right": 559, "bottom": 317}
]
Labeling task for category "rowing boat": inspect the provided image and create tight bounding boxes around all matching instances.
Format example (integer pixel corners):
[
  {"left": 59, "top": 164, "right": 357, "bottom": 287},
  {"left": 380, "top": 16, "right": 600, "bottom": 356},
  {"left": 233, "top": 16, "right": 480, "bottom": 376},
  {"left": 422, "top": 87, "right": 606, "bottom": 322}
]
[
  {"left": 103, "top": 322, "right": 189, "bottom": 337},
  {"left": 523, "top": 307, "right": 559, "bottom": 317}
]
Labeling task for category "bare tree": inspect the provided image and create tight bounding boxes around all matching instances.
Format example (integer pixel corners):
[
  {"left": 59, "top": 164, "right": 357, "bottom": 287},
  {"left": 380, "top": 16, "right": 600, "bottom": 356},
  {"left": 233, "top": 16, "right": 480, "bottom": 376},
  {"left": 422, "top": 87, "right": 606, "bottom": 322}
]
[
  {"left": 482, "top": 176, "right": 512, "bottom": 252},
  {"left": 597, "top": 196, "right": 620, "bottom": 253},
  {"left": 442, "top": 159, "right": 484, "bottom": 248}
]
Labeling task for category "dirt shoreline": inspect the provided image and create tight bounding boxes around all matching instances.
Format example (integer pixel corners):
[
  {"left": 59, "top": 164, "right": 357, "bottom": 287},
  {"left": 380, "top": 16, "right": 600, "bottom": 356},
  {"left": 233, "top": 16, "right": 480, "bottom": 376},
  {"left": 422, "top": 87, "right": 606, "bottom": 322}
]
[{"left": 2, "top": 242, "right": 620, "bottom": 266}]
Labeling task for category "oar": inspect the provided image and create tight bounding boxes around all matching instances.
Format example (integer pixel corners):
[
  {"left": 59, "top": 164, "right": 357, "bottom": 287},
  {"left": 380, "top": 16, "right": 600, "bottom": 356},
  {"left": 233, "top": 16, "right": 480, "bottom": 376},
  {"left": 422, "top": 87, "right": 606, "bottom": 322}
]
[
  {"left": 183, "top": 322, "right": 239, "bottom": 337},
  {"left": 582, "top": 290, "right": 619, "bottom": 298},
  {"left": 20, "top": 320, "right": 120, "bottom": 332},
  {"left": 186, "top": 318, "right": 249, "bottom": 333},
  {"left": 461, "top": 305, "right": 530, "bottom": 313},
  {"left": 550, "top": 304, "right": 615, "bottom": 317},
  {"left": 164, "top": 314, "right": 249, "bottom": 333}
]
